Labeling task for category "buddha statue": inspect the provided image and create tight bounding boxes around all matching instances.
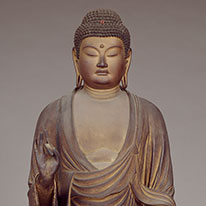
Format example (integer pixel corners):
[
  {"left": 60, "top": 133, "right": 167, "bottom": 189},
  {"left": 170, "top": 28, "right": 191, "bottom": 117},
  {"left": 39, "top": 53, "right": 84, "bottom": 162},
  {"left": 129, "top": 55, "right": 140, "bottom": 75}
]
[{"left": 28, "top": 9, "right": 176, "bottom": 206}]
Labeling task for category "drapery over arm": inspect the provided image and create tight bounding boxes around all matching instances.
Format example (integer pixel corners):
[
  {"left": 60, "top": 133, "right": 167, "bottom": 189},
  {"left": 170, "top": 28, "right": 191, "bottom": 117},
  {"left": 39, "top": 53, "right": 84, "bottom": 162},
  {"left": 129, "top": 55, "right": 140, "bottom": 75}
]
[
  {"left": 132, "top": 99, "right": 176, "bottom": 206},
  {"left": 28, "top": 100, "right": 60, "bottom": 206}
]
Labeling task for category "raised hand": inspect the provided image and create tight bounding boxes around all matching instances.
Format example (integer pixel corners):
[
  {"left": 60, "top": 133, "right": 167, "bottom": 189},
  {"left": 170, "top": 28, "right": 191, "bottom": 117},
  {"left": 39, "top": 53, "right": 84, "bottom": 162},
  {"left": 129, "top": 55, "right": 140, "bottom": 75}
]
[{"left": 34, "top": 130, "right": 60, "bottom": 188}]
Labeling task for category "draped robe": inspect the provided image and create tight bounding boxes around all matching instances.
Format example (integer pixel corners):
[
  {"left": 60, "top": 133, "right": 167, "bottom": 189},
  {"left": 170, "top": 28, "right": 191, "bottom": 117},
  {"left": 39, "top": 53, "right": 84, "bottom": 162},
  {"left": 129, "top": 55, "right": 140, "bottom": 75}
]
[{"left": 28, "top": 90, "right": 176, "bottom": 206}]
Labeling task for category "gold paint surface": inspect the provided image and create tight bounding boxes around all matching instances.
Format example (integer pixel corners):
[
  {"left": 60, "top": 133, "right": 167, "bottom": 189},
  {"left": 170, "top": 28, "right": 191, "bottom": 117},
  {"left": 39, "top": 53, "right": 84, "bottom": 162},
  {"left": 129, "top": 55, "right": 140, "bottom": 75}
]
[{"left": 28, "top": 25, "right": 175, "bottom": 206}]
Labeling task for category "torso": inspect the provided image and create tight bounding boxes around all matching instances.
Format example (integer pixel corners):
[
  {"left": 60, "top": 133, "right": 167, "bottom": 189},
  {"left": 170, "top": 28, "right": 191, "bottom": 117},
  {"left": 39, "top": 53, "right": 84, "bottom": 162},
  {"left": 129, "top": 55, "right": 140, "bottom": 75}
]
[{"left": 73, "top": 88, "right": 130, "bottom": 170}]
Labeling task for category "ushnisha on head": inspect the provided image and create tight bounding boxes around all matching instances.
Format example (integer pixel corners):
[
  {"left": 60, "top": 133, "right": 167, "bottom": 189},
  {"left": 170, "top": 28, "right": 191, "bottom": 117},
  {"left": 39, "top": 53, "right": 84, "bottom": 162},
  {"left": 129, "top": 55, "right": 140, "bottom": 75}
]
[
  {"left": 73, "top": 9, "right": 132, "bottom": 90},
  {"left": 74, "top": 9, "right": 131, "bottom": 59}
]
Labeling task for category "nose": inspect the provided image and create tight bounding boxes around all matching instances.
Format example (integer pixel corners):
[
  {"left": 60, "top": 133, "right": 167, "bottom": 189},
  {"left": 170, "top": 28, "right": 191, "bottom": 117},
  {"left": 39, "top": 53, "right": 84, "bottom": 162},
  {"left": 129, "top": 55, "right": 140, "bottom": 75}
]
[{"left": 96, "top": 56, "right": 108, "bottom": 68}]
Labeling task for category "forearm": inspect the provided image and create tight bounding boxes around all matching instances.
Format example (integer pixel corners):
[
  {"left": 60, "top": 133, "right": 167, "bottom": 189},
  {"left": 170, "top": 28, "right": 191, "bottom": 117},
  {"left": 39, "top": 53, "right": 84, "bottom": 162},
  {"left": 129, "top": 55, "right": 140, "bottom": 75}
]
[{"left": 35, "top": 174, "right": 55, "bottom": 206}]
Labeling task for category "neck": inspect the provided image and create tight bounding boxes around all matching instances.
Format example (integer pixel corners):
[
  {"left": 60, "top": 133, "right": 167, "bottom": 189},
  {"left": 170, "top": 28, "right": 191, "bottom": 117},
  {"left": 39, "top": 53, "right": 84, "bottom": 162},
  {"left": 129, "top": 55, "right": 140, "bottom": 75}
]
[{"left": 83, "top": 84, "right": 121, "bottom": 100}]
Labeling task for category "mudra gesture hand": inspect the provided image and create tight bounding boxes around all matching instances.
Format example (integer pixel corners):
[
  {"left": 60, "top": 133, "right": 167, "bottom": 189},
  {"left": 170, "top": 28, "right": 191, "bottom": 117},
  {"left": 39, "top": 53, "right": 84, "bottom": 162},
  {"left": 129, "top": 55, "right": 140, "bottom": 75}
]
[{"left": 34, "top": 131, "right": 59, "bottom": 188}]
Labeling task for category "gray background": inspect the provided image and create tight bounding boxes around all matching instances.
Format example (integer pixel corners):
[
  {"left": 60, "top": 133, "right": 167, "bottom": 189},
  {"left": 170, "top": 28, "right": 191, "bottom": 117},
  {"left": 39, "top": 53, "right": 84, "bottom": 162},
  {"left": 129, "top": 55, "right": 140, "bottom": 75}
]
[{"left": 0, "top": 0, "right": 205, "bottom": 205}]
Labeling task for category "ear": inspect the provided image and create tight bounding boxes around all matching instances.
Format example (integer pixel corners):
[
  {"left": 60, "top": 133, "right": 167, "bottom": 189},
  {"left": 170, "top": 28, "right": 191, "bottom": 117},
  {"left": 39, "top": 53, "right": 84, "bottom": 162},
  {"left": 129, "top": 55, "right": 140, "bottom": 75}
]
[
  {"left": 72, "top": 47, "right": 83, "bottom": 88},
  {"left": 72, "top": 47, "right": 80, "bottom": 75},
  {"left": 121, "top": 49, "right": 132, "bottom": 89},
  {"left": 124, "top": 48, "right": 132, "bottom": 76}
]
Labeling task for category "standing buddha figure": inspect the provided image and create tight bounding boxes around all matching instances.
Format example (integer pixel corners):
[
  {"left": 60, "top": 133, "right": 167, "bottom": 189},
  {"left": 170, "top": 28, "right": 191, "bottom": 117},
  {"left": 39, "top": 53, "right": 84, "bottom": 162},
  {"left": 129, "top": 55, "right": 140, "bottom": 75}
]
[{"left": 28, "top": 9, "right": 176, "bottom": 206}]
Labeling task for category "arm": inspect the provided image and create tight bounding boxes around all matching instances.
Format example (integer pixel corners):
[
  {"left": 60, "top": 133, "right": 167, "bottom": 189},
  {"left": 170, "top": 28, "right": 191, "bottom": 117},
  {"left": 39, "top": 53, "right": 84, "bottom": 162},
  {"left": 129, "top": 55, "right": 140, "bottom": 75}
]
[
  {"left": 132, "top": 99, "right": 175, "bottom": 206},
  {"left": 28, "top": 101, "right": 60, "bottom": 206}
]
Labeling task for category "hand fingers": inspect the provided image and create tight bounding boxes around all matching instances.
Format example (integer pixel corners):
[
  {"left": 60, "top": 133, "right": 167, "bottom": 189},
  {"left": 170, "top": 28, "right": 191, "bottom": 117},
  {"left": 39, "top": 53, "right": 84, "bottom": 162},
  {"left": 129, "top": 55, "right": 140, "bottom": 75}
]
[
  {"left": 39, "top": 132, "right": 43, "bottom": 146},
  {"left": 42, "top": 130, "right": 55, "bottom": 156},
  {"left": 44, "top": 130, "right": 49, "bottom": 144},
  {"left": 44, "top": 142, "right": 60, "bottom": 162},
  {"left": 34, "top": 140, "right": 38, "bottom": 156},
  {"left": 44, "top": 143, "right": 54, "bottom": 156},
  {"left": 33, "top": 139, "right": 43, "bottom": 165},
  {"left": 35, "top": 130, "right": 59, "bottom": 163},
  {"left": 39, "top": 133, "right": 44, "bottom": 153},
  {"left": 53, "top": 148, "right": 60, "bottom": 163},
  {"left": 34, "top": 133, "right": 43, "bottom": 153},
  {"left": 38, "top": 130, "right": 48, "bottom": 154}
]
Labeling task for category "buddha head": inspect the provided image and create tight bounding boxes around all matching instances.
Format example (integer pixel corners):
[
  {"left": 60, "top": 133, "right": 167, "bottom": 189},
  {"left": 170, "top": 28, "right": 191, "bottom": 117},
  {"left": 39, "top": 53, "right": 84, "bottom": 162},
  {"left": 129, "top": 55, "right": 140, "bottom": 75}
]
[{"left": 73, "top": 9, "right": 132, "bottom": 90}]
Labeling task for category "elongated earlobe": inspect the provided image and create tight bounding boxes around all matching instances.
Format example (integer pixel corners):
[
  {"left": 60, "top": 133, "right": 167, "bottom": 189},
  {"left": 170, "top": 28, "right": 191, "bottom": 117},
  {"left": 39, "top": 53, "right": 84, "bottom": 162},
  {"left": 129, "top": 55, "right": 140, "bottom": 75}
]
[
  {"left": 76, "top": 73, "right": 83, "bottom": 89},
  {"left": 120, "top": 75, "right": 128, "bottom": 89},
  {"left": 120, "top": 48, "right": 132, "bottom": 90},
  {"left": 72, "top": 47, "right": 84, "bottom": 89}
]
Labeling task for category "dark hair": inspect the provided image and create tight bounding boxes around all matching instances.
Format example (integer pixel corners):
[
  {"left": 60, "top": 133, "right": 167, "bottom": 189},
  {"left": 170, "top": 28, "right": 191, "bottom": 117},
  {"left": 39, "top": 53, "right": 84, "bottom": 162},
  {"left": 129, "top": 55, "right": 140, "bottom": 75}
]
[{"left": 74, "top": 9, "right": 131, "bottom": 58}]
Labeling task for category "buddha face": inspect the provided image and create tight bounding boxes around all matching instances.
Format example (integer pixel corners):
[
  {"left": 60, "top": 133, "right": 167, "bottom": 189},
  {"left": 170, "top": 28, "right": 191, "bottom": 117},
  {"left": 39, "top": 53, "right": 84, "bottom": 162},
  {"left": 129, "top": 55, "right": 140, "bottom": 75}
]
[{"left": 73, "top": 37, "right": 131, "bottom": 89}]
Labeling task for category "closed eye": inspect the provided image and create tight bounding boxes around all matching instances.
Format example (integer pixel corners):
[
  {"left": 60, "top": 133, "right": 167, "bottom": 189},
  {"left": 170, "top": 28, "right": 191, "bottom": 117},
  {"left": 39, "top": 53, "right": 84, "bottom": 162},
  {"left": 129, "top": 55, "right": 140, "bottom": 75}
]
[
  {"left": 86, "top": 53, "right": 98, "bottom": 57},
  {"left": 106, "top": 47, "right": 122, "bottom": 57},
  {"left": 83, "top": 47, "right": 98, "bottom": 57},
  {"left": 107, "top": 53, "right": 118, "bottom": 57}
]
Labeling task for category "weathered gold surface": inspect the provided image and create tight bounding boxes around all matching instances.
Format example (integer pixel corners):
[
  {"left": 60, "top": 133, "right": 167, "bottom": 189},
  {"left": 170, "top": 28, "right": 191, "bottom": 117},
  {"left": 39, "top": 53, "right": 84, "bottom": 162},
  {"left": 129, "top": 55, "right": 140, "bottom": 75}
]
[{"left": 28, "top": 10, "right": 175, "bottom": 206}]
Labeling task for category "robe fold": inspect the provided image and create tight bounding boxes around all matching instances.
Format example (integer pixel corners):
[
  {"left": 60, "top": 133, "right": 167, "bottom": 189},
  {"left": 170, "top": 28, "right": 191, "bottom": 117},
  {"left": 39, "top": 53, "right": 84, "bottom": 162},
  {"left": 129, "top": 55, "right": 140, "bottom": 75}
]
[{"left": 28, "top": 90, "right": 175, "bottom": 206}]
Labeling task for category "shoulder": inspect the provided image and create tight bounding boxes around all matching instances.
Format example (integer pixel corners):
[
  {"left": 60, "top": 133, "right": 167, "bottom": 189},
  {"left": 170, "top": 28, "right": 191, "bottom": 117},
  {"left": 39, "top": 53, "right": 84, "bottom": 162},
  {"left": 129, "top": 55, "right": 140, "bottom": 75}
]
[
  {"left": 130, "top": 93, "right": 166, "bottom": 127},
  {"left": 33, "top": 93, "right": 73, "bottom": 144},
  {"left": 138, "top": 97, "right": 163, "bottom": 118},
  {"left": 130, "top": 93, "right": 162, "bottom": 116},
  {"left": 36, "top": 93, "right": 73, "bottom": 126},
  {"left": 130, "top": 94, "right": 168, "bottom": 140}
]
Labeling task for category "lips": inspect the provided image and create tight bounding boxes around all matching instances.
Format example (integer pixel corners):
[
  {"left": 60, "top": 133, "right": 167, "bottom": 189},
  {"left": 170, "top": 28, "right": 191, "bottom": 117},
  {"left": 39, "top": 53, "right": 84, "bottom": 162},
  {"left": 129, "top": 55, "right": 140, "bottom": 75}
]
[{"left": 95, "top": 69, "right": 109, "bottom": 75}]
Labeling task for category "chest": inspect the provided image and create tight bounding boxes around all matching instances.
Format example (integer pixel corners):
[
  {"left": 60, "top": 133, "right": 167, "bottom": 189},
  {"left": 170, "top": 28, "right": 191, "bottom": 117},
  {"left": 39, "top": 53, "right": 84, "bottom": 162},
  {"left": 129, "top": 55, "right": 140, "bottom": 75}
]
[{"left": 72, "top": 95, "right": 130, "bottom": 155}]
